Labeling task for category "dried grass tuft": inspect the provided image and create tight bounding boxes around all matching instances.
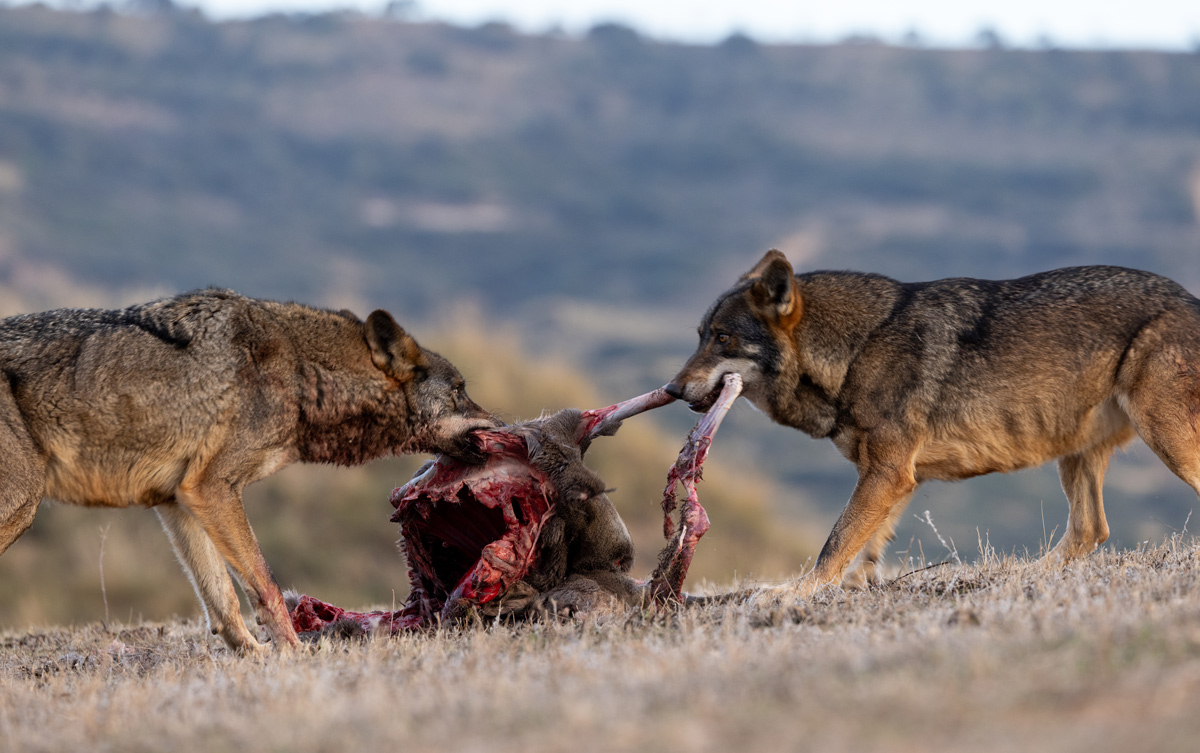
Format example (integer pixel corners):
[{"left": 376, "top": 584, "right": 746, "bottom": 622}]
[{"left": 4, "top": 538, "right": 1200, "bottom": 753}]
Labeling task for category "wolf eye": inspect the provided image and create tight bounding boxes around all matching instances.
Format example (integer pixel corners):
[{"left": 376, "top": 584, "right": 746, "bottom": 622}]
[{"left": 716, "top": 334, "right": 730, "bottom": 344}]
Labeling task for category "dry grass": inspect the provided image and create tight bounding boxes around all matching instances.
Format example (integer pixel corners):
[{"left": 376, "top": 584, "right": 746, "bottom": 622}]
[{"left": 4, "top": 539, "right": 1200, "bottom": 753}]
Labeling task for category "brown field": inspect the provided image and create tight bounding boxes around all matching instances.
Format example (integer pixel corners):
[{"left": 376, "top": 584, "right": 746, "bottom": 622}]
[{"left": 4, "top": 538, "right": 1200, "bottom": 753}]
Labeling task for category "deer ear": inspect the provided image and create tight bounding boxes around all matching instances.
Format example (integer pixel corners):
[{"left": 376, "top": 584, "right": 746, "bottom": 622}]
[
  {"left": 365, "top": 310, "right": 425, "bottom": 380},
  {"left": 740, "top": 249, "right": 791, "bottom": 282},
  {"left": 748, "top": 252, "right": 802, "bottom": 329}
]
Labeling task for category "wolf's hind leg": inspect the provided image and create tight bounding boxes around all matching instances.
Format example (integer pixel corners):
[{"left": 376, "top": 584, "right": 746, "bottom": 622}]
[
  {"left": 156, "top": 502, "right": 264, "bottom": 652},
  {"left": 0, "top": 391, "right": 46, "bottom": 556},
  {"left": 1048, "top": 447, "right": 1115, "bottom": 562}
]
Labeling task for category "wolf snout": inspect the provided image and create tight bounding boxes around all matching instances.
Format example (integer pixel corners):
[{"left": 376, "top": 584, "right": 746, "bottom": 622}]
[
  {"left": 466, "top": 412, "right": 504, "bottom": 431},
  {"left": 665, "top": 377, "right": 727, "bottom": 413}
]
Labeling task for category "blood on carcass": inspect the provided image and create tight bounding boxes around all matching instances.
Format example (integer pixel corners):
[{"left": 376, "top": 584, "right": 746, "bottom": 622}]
[
  {"left": 288, "top": 376, "right": 742, "bottom": 637},
  {"left": 291, "top": 430, "right": 557, "bottom": 634},
  {"left": 647, "top": 373, "right": 743, "bottom": 601}
]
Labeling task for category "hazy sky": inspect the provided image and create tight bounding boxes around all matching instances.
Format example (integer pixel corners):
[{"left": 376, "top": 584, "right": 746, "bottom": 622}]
[{"left": 188, "top": 0, "right": 1200, "bottom": 49}]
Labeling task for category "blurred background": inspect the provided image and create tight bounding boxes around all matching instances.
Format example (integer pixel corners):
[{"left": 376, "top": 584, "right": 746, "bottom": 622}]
[{"left": 1, "top": 0, "right": 1198, "bottom": 630}]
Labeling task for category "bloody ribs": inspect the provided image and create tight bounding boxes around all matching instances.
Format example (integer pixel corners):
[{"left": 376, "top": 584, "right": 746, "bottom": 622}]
[{"left": 288, "top": 374, "right": 744, "bottom": 637}]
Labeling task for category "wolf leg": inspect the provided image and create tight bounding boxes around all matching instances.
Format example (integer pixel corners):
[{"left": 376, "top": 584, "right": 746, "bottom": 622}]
[
  {"left": 0, "top": 390, "right": 45, "bottom": 556},
  {"left": 156, "top": 502, "right": 264, "bottom": 652},
  {"left": 0, "top": 460, "right": 43, "bottom": 555},
  {"left": 0, "top": 478, "right": 43, "bottom": 555},
  {"left": 1047, "top": 448, "right": 1112, "bottom": 561},
  {"left": 787, "top": 451, "right": 918, "bottom": 600},
  {"left": 843, "top": 495, "right": 913, "bottom": 588},
  {"left": 1119, "top": 344, "right": 1200, "bottom": 503},
  {"left": 1130, "top": 412, "right": 1200, "bottom": 503},
  {"left": 175, "top": 484, "right": 300, "bottom": 649}
]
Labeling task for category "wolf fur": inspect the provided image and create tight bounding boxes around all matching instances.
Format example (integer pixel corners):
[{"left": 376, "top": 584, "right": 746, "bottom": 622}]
[
  {"left": 667, "top": 251, "right": 1200, "bottom": 597},
  {"left": 0, "top": 289, "right": 497, "bottom": 651}
]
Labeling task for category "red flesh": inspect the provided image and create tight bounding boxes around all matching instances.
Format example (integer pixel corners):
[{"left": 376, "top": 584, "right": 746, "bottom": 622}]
[
  {"left": 291, "top": 430, "right": 556, "bottom": 634},
  {"left": 646, "top": 373, "right": 743, "bottom": 601},
  {"left": 286, "top": 381, "right": 745, "bottom": 635}
]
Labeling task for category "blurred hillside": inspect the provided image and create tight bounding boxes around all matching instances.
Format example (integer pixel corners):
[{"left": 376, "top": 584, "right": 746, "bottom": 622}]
[{"left": 1, "top": 4, "right": 1199, "bottom": 627}]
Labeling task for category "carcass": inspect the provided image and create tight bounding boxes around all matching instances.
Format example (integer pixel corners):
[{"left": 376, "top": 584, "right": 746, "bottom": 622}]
[{"left": 288, "top": 374, "right": 743, "bottom": 637}]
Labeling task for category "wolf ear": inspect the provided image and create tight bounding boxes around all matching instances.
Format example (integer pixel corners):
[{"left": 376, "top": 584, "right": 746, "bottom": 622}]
[
  {"left": 747, "top": 250, "right": 802, "bottom": 329},
  {"left": 740, "top": 249, "right": 790, "bottom": 282},
  {"left": 365, "top": 310, "right": 425, "bottom": 380}
]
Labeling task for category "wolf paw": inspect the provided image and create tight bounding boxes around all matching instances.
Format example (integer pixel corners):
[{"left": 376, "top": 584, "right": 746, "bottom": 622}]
[{"left": 747, "top": 574, "right": 836, "bottom": 608}]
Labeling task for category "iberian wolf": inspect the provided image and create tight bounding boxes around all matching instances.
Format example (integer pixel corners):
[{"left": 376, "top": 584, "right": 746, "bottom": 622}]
[
  {"left": 0, "top": 289, "right": 497, "bottom": 650},
  {"left": 666, "top": 251, "right": 1200, "bottom": 597}
]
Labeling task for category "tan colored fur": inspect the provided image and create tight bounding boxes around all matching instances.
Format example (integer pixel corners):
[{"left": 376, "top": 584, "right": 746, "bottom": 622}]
[
  {"left": 0, "top": 290, "right": 497, "bottom": 651},
  {"left": 667, "top": 252, "right": 1200, "bottom": 599}
]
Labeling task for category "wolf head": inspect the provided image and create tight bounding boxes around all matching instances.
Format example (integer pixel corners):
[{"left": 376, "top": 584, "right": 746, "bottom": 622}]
[
  {"left": 363, "top": 310, "right": 500, "bottom": 460},
  {"left": 666, "top": 250, "right": 801, "bottom": 413}
]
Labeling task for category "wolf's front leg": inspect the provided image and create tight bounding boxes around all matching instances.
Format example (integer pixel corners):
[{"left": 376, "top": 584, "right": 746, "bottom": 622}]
[
  {"left": 157, "top": 502, "right": 266, "bottom": 652},
  {"left": 172, "top": 483, "right": 301, "bottom": 650},
  {"left": 755, "top": 457, "right": 918, "bottom": 606},
  {"left": 0, "top": 387, "right": 46, "bottom": 556},
  {"left": 810, "top": 451, "right": 918, "bottom": 582}
]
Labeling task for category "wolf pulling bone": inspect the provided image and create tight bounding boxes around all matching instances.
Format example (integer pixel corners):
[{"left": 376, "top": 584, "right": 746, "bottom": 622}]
[
  {"left": 0, "top": 290, "right": 496, "bottom": 651},
  {"left": 667, "top": 251, "right": 1200, "bottom": 599}
]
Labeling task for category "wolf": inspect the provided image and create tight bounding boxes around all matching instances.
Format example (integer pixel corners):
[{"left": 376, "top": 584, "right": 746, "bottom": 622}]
[
  {"left": 666, "top": 251, "right": 1200, "bottom": 597},
  {"left": 0, "top": 289, "right": 497, "bottom": 651}
]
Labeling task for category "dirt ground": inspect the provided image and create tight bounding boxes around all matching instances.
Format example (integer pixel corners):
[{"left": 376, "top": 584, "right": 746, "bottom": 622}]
[{"left": 3, "top": 539, "right": 1200, "bottom": 753}]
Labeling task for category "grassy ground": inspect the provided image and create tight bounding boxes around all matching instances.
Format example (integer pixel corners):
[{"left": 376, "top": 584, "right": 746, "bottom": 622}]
[{"left": 4, "top": 539, "right": 1200, "bottom": 753}]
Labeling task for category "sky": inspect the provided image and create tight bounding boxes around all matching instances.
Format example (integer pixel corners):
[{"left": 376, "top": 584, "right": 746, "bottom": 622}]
[{"left": 184, "top": 0, "right": 1200, "bottom": 50}]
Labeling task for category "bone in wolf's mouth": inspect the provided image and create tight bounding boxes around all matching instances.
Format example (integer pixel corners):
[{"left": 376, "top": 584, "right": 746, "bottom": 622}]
[
  {"left": 688, "top": 375, "right": 735, "bottom": 413},
  {"left": 288, "top": 376, "right": 743, "bottom": 636},
  {"left": 654, "top": 372, "right": 742, "bottom": 600}
]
